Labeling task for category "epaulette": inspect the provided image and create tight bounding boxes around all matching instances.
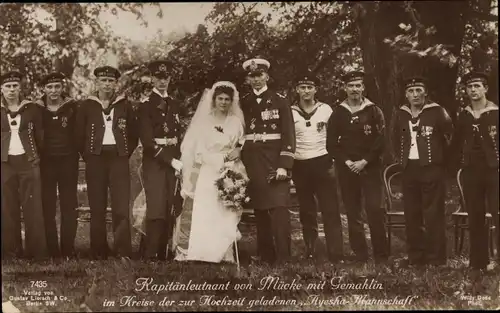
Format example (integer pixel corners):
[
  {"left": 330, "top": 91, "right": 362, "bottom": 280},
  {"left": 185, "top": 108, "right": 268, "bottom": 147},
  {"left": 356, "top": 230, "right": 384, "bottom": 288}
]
[
  {"left": 141, "top": 97, "right": 149, "bottom": 103},
  {"left": 276, "top": 93, "right": 286, "bottom": 99}
]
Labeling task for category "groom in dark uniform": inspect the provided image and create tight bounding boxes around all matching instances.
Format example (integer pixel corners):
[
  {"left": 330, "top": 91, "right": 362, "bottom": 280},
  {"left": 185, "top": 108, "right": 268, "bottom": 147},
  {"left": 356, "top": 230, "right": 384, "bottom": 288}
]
[
  {"left": 138, "top": 60, "right": 182, "bottom": 261},
  {"left": 239, "top": 57, "right": 296, "bottom": 264}
]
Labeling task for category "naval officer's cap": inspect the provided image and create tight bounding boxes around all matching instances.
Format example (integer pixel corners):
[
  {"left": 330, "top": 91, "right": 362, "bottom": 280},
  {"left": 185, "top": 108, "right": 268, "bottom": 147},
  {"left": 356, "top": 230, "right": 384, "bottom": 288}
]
[
  {"left": 242, "top": 56, "right": 271, "bottom": 77},
  {"left": 148, "top": 60, "right": 173, "bottom": 79}
]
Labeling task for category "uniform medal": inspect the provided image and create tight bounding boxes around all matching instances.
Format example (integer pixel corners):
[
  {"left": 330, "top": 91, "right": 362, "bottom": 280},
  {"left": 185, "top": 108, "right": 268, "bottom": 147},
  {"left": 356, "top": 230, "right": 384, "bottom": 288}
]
[
  {"left": 489, "top": 125, "right": 497, "bottom": 138},
  {"left": 363, "top": 124, "right": 372, "bottom": 135},
  {"left": 118, "top": 118, "right": 126, "bottom": 130}
]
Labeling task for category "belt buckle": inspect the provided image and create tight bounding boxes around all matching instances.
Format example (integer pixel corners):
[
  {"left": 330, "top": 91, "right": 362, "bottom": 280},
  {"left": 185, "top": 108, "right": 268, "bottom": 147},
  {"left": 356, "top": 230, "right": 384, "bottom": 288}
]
[{"left": 254, "top": 133, "right": 262, "bottom": 142}]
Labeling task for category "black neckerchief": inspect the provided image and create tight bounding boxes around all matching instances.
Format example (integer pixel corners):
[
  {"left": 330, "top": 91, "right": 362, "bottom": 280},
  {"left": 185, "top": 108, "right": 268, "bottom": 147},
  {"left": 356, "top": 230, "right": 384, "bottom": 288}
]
[{"left": 292, "top": 101, "right": 321, "bottom": 127}]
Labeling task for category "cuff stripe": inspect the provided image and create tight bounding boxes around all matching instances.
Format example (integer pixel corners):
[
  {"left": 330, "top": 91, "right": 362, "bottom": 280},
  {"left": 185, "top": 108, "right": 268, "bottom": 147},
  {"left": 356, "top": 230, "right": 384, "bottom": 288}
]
[{"left": 280, "top": 151, "right": 295, "bottom": 158}]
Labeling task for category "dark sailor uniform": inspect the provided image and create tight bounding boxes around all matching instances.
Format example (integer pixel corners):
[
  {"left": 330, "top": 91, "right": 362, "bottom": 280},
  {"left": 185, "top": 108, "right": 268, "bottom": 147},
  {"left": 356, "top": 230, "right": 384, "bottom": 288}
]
[
  {"left": 1, "top": 92, "right": 48, "bottom": 260},
  {"left": 292, "top": 100, "right": 343, "bottom": 261},
  {"left": 326, "top": 98, "right": 388, "bottom": 261},
  {"left": 76, "top": 93, "right": 138, "bottom": 258},
  {"left": 240, "top": 87, "right": 296, "bottom": 263},
  {"left": 37, "top": 95, "right": 79, "bottom": 258},
  {"left": 452, "top": 101, "right": 499, "bottom": 269},
  {"left": 138, "top": 88, "right": 181, "bottom": 260},
  {"left": 392, "top": 100, "right": 453, "bottom": 265}
]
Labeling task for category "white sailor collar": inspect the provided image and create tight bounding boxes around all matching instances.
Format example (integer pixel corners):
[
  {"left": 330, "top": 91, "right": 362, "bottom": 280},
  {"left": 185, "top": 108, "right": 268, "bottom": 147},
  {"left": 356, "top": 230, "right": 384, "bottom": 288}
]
[
  {"left": 292, "top": 101, "right": 324, "bottom": 113},
  {"left": 400, "top": 102, "right": 440, "bottom": 117},
  {"left": 1, "top": 99, "right": 35, "bottom": 112},
  {"left": 339, "top": 97, "right": 374, "bottom": 114},
  {"left": 36, "top": 96, "right": 73, "bottom": 111},
  {"left": 87, "top": 94, "right": 126, "bottom": 107},
  {"left": 464, "top": 101, "right": 498, "bottom": 118}
]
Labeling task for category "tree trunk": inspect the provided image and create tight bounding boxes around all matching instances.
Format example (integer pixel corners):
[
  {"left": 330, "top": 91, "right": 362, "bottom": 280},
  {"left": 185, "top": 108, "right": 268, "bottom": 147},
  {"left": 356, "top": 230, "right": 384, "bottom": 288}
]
[
  {"left": 411, "top": 0, "right": 469, "bottom": 120},
  {"left": 52, "top": 6, "right": 77, "bottom": 94},
  {"left": 355, "top": 1, "right": 470, "bottom": 163},
  {"left": 354, "top": 2, "right": 409, "bottom": 163}
]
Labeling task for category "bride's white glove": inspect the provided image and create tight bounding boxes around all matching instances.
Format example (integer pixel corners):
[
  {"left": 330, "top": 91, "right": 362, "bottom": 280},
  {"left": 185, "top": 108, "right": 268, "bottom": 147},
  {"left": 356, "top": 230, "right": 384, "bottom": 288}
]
[{"left": 171, "top": 158, "right": 183, "bottom": 172}]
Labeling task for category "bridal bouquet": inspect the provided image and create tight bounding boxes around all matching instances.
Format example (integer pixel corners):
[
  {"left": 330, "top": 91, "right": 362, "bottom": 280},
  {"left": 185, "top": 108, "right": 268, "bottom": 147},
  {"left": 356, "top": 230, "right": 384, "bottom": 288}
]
[{"left": 215, "top": 160, "right": 250, "bottom": 212}]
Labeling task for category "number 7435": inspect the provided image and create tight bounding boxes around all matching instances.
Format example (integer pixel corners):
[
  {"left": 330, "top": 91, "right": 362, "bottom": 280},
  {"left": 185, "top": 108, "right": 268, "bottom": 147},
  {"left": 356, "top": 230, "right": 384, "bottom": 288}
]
[{"left": 30, "top": 281, "right": 48, "bottom": 288}]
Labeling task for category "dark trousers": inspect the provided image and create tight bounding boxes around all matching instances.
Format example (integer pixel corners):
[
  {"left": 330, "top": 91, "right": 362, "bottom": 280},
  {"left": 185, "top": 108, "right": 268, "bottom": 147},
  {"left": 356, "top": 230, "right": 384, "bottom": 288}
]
[
  {"left": 402, "top": 160, "right": 446, "bottom": 265},
  {"left": 85, "top": 146, "right": 131, "bottom": 258},
  {"left": 292, "top": 154, "right": 343, "bottom": 259},
  {"left": 40, "top": 154, "right": 79, "bottom": 257},
  {"left": 142, "top": 154, "right": 177, "bottom": 260},
  {"left": 463, "top": 165, "right": 499, "bottom": 269},
  {"left": 337, "top": 162, "right": 388, "bottom": 260},
  {"left": 255, "top": 207, "right": 291, "bottom": 263},
  {"left": 1, "top": 154, "right": 48, "bottom": 260}
]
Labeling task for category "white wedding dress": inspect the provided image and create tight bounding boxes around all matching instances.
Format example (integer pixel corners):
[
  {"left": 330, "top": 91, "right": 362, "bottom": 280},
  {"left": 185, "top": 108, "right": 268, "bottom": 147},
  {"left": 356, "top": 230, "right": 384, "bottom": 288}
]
[{"left": 173, "top": 115, "right": 244, "bottom": 263}]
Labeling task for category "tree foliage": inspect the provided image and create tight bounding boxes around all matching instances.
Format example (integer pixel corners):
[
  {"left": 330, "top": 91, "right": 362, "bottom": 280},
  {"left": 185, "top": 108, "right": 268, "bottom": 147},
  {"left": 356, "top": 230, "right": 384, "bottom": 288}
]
[
  {"left": 0, "top": 3, "right": 162, "bottom": 97},
  {"left": 2, "top": 1, "right": 497, "bottom": 121}
]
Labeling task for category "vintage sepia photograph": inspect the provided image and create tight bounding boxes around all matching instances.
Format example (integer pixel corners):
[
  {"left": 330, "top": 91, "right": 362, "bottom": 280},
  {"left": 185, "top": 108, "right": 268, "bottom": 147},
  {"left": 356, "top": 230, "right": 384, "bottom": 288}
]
[{"left": 1, "top": 1, "right": 499, "bottom": 312}]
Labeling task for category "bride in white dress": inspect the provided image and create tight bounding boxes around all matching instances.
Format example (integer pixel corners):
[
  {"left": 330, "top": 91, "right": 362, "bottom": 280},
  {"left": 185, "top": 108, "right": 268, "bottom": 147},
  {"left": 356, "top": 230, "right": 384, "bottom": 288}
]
[{"left": 172, "top": 81, "right": 246, "bottom": 263}]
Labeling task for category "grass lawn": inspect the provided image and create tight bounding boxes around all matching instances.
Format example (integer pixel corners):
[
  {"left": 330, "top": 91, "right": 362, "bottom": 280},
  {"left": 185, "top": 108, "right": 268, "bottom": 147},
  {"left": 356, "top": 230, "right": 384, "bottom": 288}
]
[{"left": 2, "top": 204, "right": 500, "bottom": 312}]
